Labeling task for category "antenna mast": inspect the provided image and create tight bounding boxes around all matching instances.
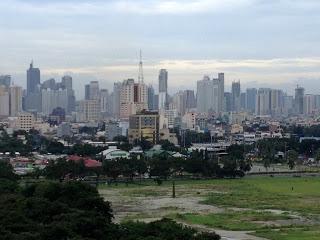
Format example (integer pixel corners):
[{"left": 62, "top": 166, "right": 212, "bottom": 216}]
[{"left": 138, "top": 49, "right": 144, "bottom": 83}]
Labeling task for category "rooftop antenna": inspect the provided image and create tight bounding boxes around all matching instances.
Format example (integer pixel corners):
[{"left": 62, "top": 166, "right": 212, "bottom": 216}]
[{"left": 138, "top": 49, "right": 144, "bottom": 83}]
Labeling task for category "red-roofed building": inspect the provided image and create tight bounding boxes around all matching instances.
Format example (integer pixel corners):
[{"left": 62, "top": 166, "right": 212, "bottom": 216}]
[{"left": 67, "top": 155, "right": 102, "bottom": 168}]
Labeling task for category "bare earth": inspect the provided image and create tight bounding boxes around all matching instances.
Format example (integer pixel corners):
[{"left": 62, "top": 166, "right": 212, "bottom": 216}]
[{"left": 99, "top": 185, "right": 270, "bottom": 240}]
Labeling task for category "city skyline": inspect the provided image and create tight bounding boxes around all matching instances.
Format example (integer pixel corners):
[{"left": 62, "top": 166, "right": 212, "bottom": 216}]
[{"left": 1, "top": 0, "right": 320, "bottom": 96}]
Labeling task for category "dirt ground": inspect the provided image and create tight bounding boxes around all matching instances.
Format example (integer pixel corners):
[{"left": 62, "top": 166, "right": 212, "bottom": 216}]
[{"left": 99, "top": 184, "right": 294, "bottom": 240}]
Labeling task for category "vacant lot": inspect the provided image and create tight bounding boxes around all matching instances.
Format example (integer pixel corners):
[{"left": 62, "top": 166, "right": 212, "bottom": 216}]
[{"left": 99, "top": 176, "right": 320, "bottom": 240}]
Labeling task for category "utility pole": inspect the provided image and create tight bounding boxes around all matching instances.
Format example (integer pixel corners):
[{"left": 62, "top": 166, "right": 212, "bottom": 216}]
[{"left": 172, "top": 180, "right": 176, "bottom": 198}]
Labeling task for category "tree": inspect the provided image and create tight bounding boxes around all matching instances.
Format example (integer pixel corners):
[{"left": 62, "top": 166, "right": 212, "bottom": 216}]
[
  {"left": 315, "top": 148, "right": 320, "bottom": 164},
  {"left": 0, "top": 161, "right": 19, "bottom": 181},
  {"left": 287, "top": 150, "right": 298, "bottom": 170},
  {"left": 148, "top": 154, "right": 172, "bottom": 179},
  {"left": 43, "top": 158, "right": 87, "bottom": 180}
]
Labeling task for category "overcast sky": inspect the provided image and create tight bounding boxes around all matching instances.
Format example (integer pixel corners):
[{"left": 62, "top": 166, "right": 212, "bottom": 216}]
[{"left": 1, "top": 0, "right": 320, "bottom": 97}]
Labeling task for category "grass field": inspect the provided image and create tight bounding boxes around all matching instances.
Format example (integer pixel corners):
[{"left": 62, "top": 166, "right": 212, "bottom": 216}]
[
  {"left": 99, "top": 176, "right": 320, "bottom": 240},
  {"left": 174, "top": 210, "right": 293, "bottom": 231}
]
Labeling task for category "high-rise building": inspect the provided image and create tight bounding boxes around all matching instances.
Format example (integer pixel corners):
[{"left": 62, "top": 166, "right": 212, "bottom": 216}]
[
  {"left": 173, "top": 91, "right": 186, "bottom": 116},
  {"left": 61, "top": 75, "right": 73, "bottom": 90},
  {"left": 224, "top": 92, "right": 232, "bottom": 112},
  {"left": 240, "top": 92, "right": 246, "bottom": 110},
  {"left": 303, "top": 94, "right": 317, "bottom": 115},
  {"left": 0, "top": 75, "right": 11, "bottom": 88},
  {"left": 147, "top": 85, "right": 155, "bottom": 110},
  {"left": 231, "top": 81, "right": 241, "bottom": 112},
  {"left": 27, "top": 61, "right": 40, "bottom": 94},
  {"left": 255, "top": 88, "right": 271, "bottom": 116},
  {"left": 42, "top": 78, "right": 56, "bottom": 90},
  {"left": 112, "top": 82, "right": 122, "bottom": 118},
  {"left": 77, "top": 100, "right": 99, "bottom": 122},
  {"left": 158, "top": 69, "right": 168, "bottom": 111},
  {"left": 270, "top": 89, "right": 284, "bottom": 117},
  {"left": 184, "top": 90, "right": 196, "bottom": 111},
  {"left": 9, "top": 85, "right": 23, "bottom": 117},
  {"left": 26, "top": 62, "right": 41, "bottom": 112},
  {"left": 246, "top": 88, "right": 257, "bottom": 113},
  {"left": 41, "top": 88, "right": 68, "bottom": 116},
  {"left": 0, "top": 86, "right": 9, "bottom": 116},
  {"left": 85, "top": 81, "right": 100, "bottom": 100},
  {"left": 197, "top": 73, "right": 224, "bottom": 113},
  {"left": 295, "top": 86, "right": 305, "bottom": 115},
  {"left": 100, "top": 89, "right": 111, "bottom": 116},
  {"left": 283, "top": 95, "right": 294, "bottom": 117}
]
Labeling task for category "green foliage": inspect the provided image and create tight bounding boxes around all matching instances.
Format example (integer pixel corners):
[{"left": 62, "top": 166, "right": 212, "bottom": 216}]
[
  {"left": 0, "top": 177, "right": 220, "bottom": 240},
  {"left": 43, "top": 158, "right": 87, "bottom": 180},
  {"left": 121, "top": 218, "right": 220, "bottom": 240},
  {"left": 0, "top": 161, "right": 19, "bottom": 181},
  {"left": 287, "top": 150, "right": 298, "bottom": 170},
  {"left": 69, "top": 143, "right": 104, "bottom": 156},
  {"left": 159, "top": 140, "right": 179, "bottom": 152},
  {"left": 0, "top": 181, "right": 114, "bottom": 240}
]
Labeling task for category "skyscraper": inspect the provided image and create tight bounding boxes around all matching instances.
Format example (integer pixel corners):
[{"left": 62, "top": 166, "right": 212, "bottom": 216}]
[
  {"left": 61, "top": 76, "right": 75, "bottom": 113},
  {"left": 231, "top": 81, "right": 241, "bottom": 112},
  {"left": 41, "top": 88, "right": 68, "bottom": 116},
  {"left": 270, "top": 89, "right": 284, "bottom": 117},
  {"left": 0, "top": 75, "right": 11, "bottom": 88},
  {"left": 100, "top": 89, "right": 111, "bottom": 116},
  {"left": 158, "top": 69, "right": 168, "bottom": 111},
  {"left": 184, "top": 90, "right": 196, "bottom": 110},
  {"left": 255, "top": 88, "right": 271, "bottom": 116},
  {"left": 224, "top": 92, "right": 232, "bottom": 112},
  {"left": 27, "top": 61, "right": 40, "bottom": 94},
  {"left": 119, "top": 79, "right": 148, "bottom": 120},
  {"left": 295, "top": 86, "right": 305, "bottom": 115},
  {"left": 25, "top": 62, "right": 41, "bottom": 112},
  {"left": 0, "top": 86, "right": 9, "bottom": 116},
  {"left": 147, "top": 85, "right": 155, "bottom": 110},
  {"left": 112, "top": 82, "right": 122, "bottom": 118},
  {"left": 303, "top": 94, "right": 317, "bottom": 115},
  {"left": 196, "top": 73, "right": 224, "bottom": 113},
  {"left": 61, "top": 75, "right": 73, "bottom": 90},
  {"left": 85, "top": 81, "right": 100, "bottom": 100},
  {"left": 9, "top": 85, "right": 22, "bottom": 117},
  {"left": 240, "top": 92, "right": 246, "bottom": 110},
  {"left": 246, "top": 88, "right": 257, "bottom": 113}
]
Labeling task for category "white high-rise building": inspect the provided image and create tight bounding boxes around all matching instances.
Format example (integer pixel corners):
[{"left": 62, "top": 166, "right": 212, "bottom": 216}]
[
  {"left": 255, "top": 88, "right": 271, "bottom": 116},
  {"left": 158, "top": 69, "right": 168, "bottom": 111},
  {"left": 41, "top": 88, "right": 68, "bottom": 116},
  {"left": 100, "top": 89, "right": 110, "bottom": 115},
  {"left": 77, "top": 100, "right": 99, "bottom": 122},
  {"left": 119, "top": 79, "right": 148, "bottom": 120},
  {"left": 270, "top": 89, "right": 284, "bottom": 117},
  {"left": 0, "top": 86, "right": 9, "bottom": 116},
  {"left": 173, "top": 91, "right": 186, "bottom": 116},
  {"left": 303, "top": 94, "right": 317, "bottom": 115},
  {"left": 9, "top": 85, "right": 22, "bottom": 117},
  {"left": 196, "top": 73, "right": 224, "bottom": 113},
  {"left": 231, "top": 80, "right": 241, "bottom": 112},
  {"left": 85, "top": 81, "right": 100, "bottom": 100}
]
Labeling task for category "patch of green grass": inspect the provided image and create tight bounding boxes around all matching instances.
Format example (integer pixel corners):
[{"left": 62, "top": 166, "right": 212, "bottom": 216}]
[
  {"left": 202, "top": 177, "right": 320, "bottom": 214},
  {"left": 173, "top": 210, "right": 293, "bottom": 231},
  {"left": 253, "top": 227, "right": 320, "bottom": 240}
]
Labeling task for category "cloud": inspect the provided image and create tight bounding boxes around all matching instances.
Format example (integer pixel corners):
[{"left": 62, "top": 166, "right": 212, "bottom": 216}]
[{"left": 114, "top": 0, "right": 252, "bottom": 14}]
